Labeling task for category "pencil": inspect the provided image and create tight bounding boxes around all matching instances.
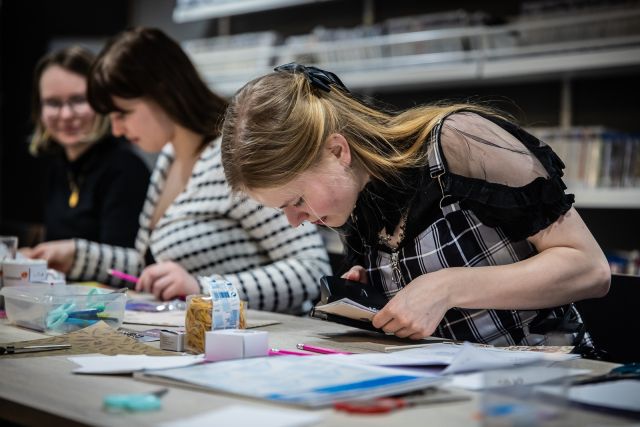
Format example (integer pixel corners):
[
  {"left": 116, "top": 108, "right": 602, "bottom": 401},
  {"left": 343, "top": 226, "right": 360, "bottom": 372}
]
[
  {"left": 296, "top": 343, "right": 353, "bottom": 355},
  {"left": 269, "top": 348, "right": 312, "bottom": 356},
  {"left": 107, "top": 268, "right": 139, "bottom": 284}
]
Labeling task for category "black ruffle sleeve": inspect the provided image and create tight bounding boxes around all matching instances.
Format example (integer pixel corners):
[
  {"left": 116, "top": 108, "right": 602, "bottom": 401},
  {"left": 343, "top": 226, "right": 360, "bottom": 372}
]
[{"left": 440, "top": 115, "right": 575, "bottom": 241}]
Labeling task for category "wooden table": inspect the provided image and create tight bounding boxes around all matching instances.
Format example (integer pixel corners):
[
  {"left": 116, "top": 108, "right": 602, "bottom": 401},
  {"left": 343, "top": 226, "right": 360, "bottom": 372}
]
[{"left": 0, "top": 310, "right": 635, "bottom": 427}]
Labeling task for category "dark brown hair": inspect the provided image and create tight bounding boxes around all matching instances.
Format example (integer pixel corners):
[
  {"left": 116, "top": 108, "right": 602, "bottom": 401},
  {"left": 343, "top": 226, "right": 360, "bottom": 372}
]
[
  {"left": 30, "top": 46, "right": 109, "bottom": 154},
  {"left": 88, "top": 27, "right": 228, "bottom": 145}
]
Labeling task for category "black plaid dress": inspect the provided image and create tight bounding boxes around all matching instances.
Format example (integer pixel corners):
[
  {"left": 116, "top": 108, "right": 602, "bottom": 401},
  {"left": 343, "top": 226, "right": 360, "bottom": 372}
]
[{"left": 344, "top": 111, "right": 591, "bottom": 347}]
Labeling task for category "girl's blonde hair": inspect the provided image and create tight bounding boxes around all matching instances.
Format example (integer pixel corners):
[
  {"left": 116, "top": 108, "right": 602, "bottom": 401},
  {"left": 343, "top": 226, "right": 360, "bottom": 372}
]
[
  {"left": 29, "top": 46, "right": 110, "bottom": 156},
  {"left": 221, "top": 68, "right": 501, "bottom": 192}
]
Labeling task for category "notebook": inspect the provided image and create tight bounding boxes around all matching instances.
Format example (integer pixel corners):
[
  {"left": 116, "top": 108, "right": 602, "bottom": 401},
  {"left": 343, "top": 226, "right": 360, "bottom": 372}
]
[
  {"left": 137, "top": 355, "right": 443, "bottom": 407},
  {"left": 310, "top": 276, "right": 387, "bottom": 333}
]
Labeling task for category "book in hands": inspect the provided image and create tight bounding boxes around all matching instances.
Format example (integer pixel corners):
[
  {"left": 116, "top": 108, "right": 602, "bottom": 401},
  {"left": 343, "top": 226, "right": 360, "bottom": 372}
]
[
  {"left": 311, "top": 298, "right": 378, "bottom": 322},
  {"left": 311, "top": 276, "right": 387, "bottom": 332}
]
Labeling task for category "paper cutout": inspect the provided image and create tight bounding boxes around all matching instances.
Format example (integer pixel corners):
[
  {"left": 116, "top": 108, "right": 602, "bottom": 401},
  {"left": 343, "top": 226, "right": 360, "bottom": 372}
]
[
  {"left": 69, "top": 354, "right": 205, "bottom": 374},
  {"left": 0, "top": 321, "right": 175, "bottom": 358},
  {"left": 158, "top": 404, "right": 323, "bottom": 427}
]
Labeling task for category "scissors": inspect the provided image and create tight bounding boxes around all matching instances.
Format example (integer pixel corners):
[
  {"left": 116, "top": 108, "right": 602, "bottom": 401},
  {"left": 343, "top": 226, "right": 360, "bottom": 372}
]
[
  {"left": 46, "top": 301, "right": 78, "bottom": 329},
  {"left": 0, "top": 344, "right": 71, "bottom": 355},
  {"left": 573, "top": 363, "right": 640, "bottom": 385},
  {"left": 87, "top": 287, "right": 127, "bottom": 311},
  {"left": 334, "top": 389, "right": 470, "bottom": 414},
  {"left": 46, "top": 288, "right": 123, "bottom": 329},
  {"left": 103, "top": 389, "right": 168, "bottom": 412}
]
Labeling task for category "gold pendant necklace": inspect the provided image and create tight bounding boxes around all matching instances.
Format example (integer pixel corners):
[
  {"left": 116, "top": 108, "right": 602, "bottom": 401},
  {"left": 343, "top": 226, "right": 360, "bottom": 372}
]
[
  {"left": 68, "top": 182, "right": 79, "bottom": 208},
  {"left": 67, "top": 173, "right": 81, "bottom": 208}
]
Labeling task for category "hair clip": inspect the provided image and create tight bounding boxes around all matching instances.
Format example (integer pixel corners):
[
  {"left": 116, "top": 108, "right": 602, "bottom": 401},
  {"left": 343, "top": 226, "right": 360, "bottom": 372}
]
[{"left": 274, "top": 62, "right": 350, "bottom": 93}]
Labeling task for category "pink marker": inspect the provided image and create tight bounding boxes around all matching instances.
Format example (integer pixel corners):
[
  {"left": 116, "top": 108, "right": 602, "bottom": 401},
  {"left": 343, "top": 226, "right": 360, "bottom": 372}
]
[
  {"left": 107, "top": 268, "right": 139, "bottom": 284},
  {"left": 268, "top": 348, "right": 312, "bottom": 356},
  {"left": 296, "top": 343, "right": 353, "bottom": 355}
]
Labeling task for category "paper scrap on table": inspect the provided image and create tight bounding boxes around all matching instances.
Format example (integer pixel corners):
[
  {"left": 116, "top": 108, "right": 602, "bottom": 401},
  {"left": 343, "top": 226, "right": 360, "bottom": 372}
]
[
  {"left": 68, "top": 354, "right": 205, "bottom": 374},
  {"left": 442, "top": 343, "right": 578, "bottom": 374},
  {"left": 335, "top": 343, "right": 459, "bottom": 367},
  {"left": 450, "top": 367, "right": 590, "bottom": 390},
  {"left": 158, "top": 404, "right": 323, "bottom": 427},
  {"left": 0, "top": 321, "right": 175, "bottom": 358},
  {"left": 537, "top": 379, "right": 640, "bottom": 413},
  {"left": 124, "top": 310, "right": 280, "bottom": 328},
  {"left": 332, "top": 342, "right": 578, "bottom": 374},
  {"left": 124, "top": 310, "right": 188, "bottom": 327}
]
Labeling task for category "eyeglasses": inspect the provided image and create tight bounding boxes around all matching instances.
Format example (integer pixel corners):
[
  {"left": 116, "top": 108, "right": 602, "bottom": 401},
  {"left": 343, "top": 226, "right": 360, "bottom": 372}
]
[{"left": 41, "top": 95, "right": 91, "bottom": 119}]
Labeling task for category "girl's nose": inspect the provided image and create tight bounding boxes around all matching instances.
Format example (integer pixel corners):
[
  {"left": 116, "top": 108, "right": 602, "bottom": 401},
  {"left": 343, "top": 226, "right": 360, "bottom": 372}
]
[
  {"left": 284, "top": 207, "right": 308, "bottom": 227},
  {"left": 110, "top": 116, "right": 124, "bottom": 137}
]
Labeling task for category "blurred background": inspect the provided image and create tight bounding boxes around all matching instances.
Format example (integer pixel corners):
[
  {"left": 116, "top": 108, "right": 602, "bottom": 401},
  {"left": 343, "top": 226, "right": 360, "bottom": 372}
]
[{"left": 1, "top": 0, "right": 639, "bottom": 273}]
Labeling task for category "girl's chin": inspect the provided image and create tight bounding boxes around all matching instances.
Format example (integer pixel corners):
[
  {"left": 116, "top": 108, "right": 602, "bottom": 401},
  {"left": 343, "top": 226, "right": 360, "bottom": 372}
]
[
  {"left": 56, "top": 137, "right": 87, "bottom": 146},
  {"left": 321, "top": 216, "right": 350, "bottom": 228}
]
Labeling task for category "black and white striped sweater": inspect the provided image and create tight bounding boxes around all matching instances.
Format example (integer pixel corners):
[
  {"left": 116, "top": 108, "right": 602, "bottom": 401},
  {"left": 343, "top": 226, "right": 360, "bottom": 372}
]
[{"left": 69, "top": 140, "right": 331, "bottom": 312}]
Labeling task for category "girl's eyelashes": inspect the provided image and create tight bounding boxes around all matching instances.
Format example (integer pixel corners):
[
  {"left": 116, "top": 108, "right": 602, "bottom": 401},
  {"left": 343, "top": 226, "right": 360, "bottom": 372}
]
[{"left": 293, "top": 197, "right": 304, "bottom": 207}]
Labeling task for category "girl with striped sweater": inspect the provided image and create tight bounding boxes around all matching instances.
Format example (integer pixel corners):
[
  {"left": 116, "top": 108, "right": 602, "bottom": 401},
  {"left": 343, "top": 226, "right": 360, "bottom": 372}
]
[{"left": 25, "top": 28, "right": 330, "bottom": 313}]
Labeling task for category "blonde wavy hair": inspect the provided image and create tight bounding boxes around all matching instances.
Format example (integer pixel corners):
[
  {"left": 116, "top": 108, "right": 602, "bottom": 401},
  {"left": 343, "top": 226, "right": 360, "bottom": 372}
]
[
  {"left": 29, "top": 46, "right": 110, "bottom": 156},
  {"left": 221, "top": 69, "right": 501, "bottom": 192}
]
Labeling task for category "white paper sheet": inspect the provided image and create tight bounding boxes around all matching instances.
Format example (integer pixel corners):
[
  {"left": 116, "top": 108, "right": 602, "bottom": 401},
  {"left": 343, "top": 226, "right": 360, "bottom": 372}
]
[
  {"left": 450, "top": 368, "right": 590, "bottom": 390},
  {"left": 327, "top": 342, "right": 578, "bottom": 374},
  {"left": 68, "top": 354, "right": 205, "bottom": 374},
  {"left": 123, "top": 310, "right": 187, "bottom": 327},
  {"left": 537, "top": 380, "right": 640, "bottom": 412},
  {"left": 441, "top": 343, "right": 578, "bottom": 374},
  {"left": 158, "top": 405, "right": 323, "bottom": 427},
  {"left": 328, "top": 343, "right": 459, "bottom": 366}
]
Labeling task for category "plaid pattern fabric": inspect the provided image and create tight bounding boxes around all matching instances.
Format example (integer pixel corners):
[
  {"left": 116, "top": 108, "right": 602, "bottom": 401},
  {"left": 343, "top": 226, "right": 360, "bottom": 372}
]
[{"left": 358, "top": 115, "right": 589, "bottom": 347}]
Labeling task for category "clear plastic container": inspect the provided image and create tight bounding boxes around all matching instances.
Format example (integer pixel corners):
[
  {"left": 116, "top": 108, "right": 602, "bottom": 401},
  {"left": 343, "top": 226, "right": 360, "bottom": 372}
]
[{"left": 0, "top": 284, "right": 127, "bottom": 334}]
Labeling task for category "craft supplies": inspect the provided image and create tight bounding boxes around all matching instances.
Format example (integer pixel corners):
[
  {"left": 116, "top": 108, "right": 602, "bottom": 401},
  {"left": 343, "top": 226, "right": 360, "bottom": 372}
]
[
  {"left": 185, "top": 278, "right": 246, "bottom": 353},
  {"left": 205, "top": 329, "right": 268, "bottom": 361}
]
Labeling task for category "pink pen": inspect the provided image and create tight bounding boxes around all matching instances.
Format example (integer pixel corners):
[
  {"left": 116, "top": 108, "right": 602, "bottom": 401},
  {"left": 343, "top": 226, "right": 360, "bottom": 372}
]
[
  {"left": 269, "top": 348, "right": 312, "bottom": 356},
  {"left": 107, "top": 268, "right": 139, "bottom": 284},
  {"left": 296, "top": 343, "right": 353, "bottom": 355}
]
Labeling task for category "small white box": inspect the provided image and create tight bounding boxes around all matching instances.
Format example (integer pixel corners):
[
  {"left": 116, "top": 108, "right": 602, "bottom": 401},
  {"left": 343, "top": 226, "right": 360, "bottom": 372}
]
[{"left": 205, "top": 329, "right": 268, "bottom": 362}]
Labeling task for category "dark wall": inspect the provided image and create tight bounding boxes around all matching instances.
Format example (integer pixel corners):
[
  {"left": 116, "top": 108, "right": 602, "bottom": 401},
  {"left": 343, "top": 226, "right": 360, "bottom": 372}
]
[{"left": 0, "top": 1, "right": 128, "bottom": 235}]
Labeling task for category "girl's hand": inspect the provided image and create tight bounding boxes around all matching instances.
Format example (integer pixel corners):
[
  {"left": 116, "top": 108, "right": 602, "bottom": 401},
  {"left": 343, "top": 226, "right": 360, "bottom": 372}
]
[
  {"left": 137, "top": 261, "right": 199, "bottom": 300},
  {"left": 372, "top": 269, "right": 452, "bottom": 340},
  {"left": 341, "top": 265, "right": 368, "bottom": 284},
  {"left": 21, "top": 240, "right": 75, "bottom": 274}
]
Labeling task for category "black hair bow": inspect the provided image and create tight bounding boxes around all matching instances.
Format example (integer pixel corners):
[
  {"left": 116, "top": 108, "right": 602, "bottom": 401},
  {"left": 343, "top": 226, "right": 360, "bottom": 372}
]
[{"left": 274, "top": 62, "right": 350, "bottom": 93}]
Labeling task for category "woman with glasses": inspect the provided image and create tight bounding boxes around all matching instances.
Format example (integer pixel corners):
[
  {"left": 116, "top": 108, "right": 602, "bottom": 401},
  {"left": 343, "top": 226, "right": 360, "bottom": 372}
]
[
  {"left": 26, "top": 46, "right": 150, "bottom": 246},
  {"left": 220, "top": 63, "right": 611, "bottom": 349},
  {"left": 26, "top": 29, "right": 330, "bottom": 309}
]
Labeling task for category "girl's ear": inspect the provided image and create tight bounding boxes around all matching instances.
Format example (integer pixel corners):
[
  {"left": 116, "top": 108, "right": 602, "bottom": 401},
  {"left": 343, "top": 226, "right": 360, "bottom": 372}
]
[{"left": 326, "top": 133, "right": 351, "bottom": 166}]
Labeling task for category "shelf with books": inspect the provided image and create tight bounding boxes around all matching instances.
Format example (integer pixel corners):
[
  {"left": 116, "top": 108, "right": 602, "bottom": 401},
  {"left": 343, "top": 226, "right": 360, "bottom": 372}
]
[
  {"left": 178, "top": 3, "right": 640, "bottom": 215},
  {"left": 173, "top": 0, "right": 335, "bottom": 23},
  {"left": 182, "top": 7, "right": 640, "bottom": 97},
  {"left": 528, "top": 126, "right": 639, "bottom": 208}
]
